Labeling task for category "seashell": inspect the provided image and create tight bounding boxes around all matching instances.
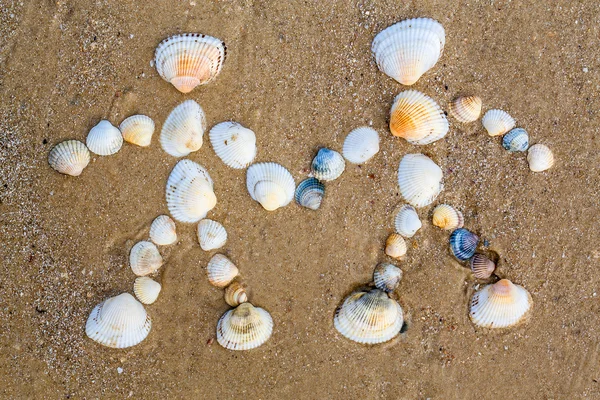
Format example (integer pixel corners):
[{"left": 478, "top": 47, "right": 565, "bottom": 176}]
[
  {"left": 342, "top": 127, "right": 380, "bottom": 164},
  {"left": 389, "top": 90, "right": 449, "bottom": 145},
  {"left": 397, "top": 154, "right": 444, "bottom": 208},
  {"left": 48, "top": 140, "right": 90, "bottom": 176},
  {"left": 394, "top": 204, "right": 422, "bottom": 238},
  {"left": 334, "top": 289, "right": 404, "bottom": 344},
  {"left": 149, "top": 215, "right": 177, "bottom": 246},
  {"left": 310, "top": 148, "right": 346, "bottom": 181},
  {"left": 130, "top": 241, "right": 163, "bottom": 276},
  {"left": 246, "top": 162, "right": 295, "bottom": 211},
  {"left": 450, "top": 95, "right": 482, "bottom": 123},
  {"left": 197, "top": 219, "right": 227, "bottom": 251},
  {"left": 119, "top": 115, "right": 155, "bottom": 147},
  {"left": 160, "top": 100, "right": 207, "bottom": 157},
  {"left": 216, "top": 302, "right": 273, "bottom": 350},
  {"left": 86, "top": 120, "right": 123, "bottom": 156},
  {"left": 502, "top": 128, "right": 529, "bottom": 152},
  {"left": 166, "top": 159, "right": 216, "bottom": 223},
  {"left": 469, "top": 253, "right": 496, "bottom": 280},
  {"left": 224, "top": 281, "right": 248, "bottom": 307},
  {"left": 385, "top": 233, "right": 407, "bottom": 259},
  {"left": 294, "top": 177, "right": 325, "bottom": 210},
  {"left": 481, "top": 109, "right": 515, "bottom": 137},
  {"left": 469, "top": 279, "right": 532, "bottom": 329},
  {"left": 371, "top": 18, "right": 445, "bottom": 85},
  {"left": 449, "top": 228, "right": 479, "bottom": 261},
  {"left": 373, "top": 263, "right": 403, "bottom": 293},
  {"left": 85, "top": 293, "right": 152, "bottom": 348},
  {"left": 207, "top": 254, "right": 239, "bottom": 288},
  {"left": 209, "top": 121, "right": 257, "bottom": 169},
  {"left": 432, "top": 204, "right": 464, "bottom": 231},
  {"left": 133, "top": 277, "right": 162, "bottom": 305},
  {"left": 527, "top": 144, "right": 554, "bottom": 172},
  {"left": 155, "top": 33, "right": 226, "bottom": 93}
]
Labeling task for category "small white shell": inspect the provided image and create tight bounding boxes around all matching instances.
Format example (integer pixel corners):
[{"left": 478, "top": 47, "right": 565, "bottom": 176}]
[
  {"left": 481, "top": 109, "right": 515, "bottom": 137},
  {"left": 197, "top": 219, "right": 227, "bottom": 251},
  {"left": 86, "top": 120, "right": 123, "bottom": 156},
  {"left": 133, "top": 277, "right": 162, "bottom": 305},
  {"left": 246, "top": 163, "right": 295, "bottom": 211},
  {"left": 48, "top": 140, "right": 90, "bottom": 176},
  {"left": 149, "top": 215, "right": 177, "bottom": 246},
  {"left": 469, "top": 279, "right": 532, "bottom": 329},
  {"left": 385, "top": 233, "right": 407, "bottom": 259},
  {"left": 311, "top": 148, "right": 346, "bottom": 181},
  {"left": 216, "top": 302, "right": 273, "bottom": 351},
  {"left": 160, "top": 100, "right": 207, "bottom": 157},
  {"left": 130, "top": 241, "right": 163, "bottom": 276},
  {"left": 224, "top": 281, "right": 249, "bottom": 307},
  {"left": 389, "top": 90, "right": 449, "bottom": 145},
  {"left": 342, "top": 127, "right": 380, "bottom": 164},
  {"left": 450, "top": 95, "right": 482, "bottom": 123},
  {"left": 209, "top": 122, "right": 257, "bottom": 169},
  {"left": 432, "top": 204, "right": 464, "bottom": 231},
  {"left": 527, "top": 144, "right": 554, "bottom": 172},
  {"left": 373, "top": 263, "right": 403, "bottom": 292},
  {"left": 394, "top": 204, "right": 422, "bottom": 238},
  {"left": 207, "top": 254, "right": 239, "bottom": 288},
  {"left": 397, "top": 154, "right": 444, "bottom": 208},
  {"left": 166, "top": 159, "right": 216, "bottom": 223},
  {"left": 119, "top": 115, "right": 155, "bottom": 147}
]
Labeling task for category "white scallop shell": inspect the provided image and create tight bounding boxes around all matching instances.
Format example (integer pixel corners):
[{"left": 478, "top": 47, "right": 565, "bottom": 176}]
[
  {"left": 432, "top": 204, "right": 464, "bottom": 231},
  {"left": 527, "top": 144, "right": 554, "bottom": 172},
  {"left": 48, "top": 140, "right": 90, "bottom": 176},
  {"left": 389, "top": 90, "right": 449, "bottom": 145},
  {"left": 120, "top": 115, "right": 155, "bottom": 147},
  {"left": 450, "top": 95, "right": 482, "bottom": 123},
  {"left": 481, "top": 109, "right": 515, "bottom": 137},
  {"left": 209, "top": 122, "right": 257, "bottom": 169},
  {"left": 149, "top": 215, "right": 177, "bottom": 245},
  {"left": 246, "top": 162, "right": 295, "bottom": 211},
  {"left": 216, "top": 302, "right": 273, "bottom": 351},
  {"left": 397, "top": 154, "right": 443, "bottom": 208},
  {"left": 469, "top": 279, "right": 532, "bottom": 329},
  {"left": 207, "top": 254, "right": 239, "bottom": 288},
  {"left": 160, "top": 100, "right": 207, "bottom": 157},
  {"left": 385, "top": 233, "right": 407, "bottom": 259},
  {"left": 130, "top": 241, "right": 163, "bottom": 276},
  {"left": 86, "top": 120, "right": 123, "bottom": 156},
  {"left": 342, "top": 127, "right": 380, "bottom": 164},
  {"left": 197, "top": 219, "right": 227, "bottom": 251},
  {"left": 133, "top": 277, "right": 162, "bottom": 305},
  {"left": 373, "top": 263, "right": 403, "bottom": 293},
  {"left": 166, "top": 159, "right": 216, "bottom": 223},
  {"left": 394, "top": 204, "right": 422, "bottom": 238},
  {"left": 85, "top": 293, "right": 151, "bottom": 348}
]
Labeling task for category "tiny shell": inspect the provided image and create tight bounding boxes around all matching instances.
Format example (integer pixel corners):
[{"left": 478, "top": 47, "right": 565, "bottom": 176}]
[
  {"left": 119, "top": 115, "right": 155, "bottom": 147},
  {"left": 373, "top": 263, "right": 403, "bottom": 293},
  {"left": 481, "top": 109, "right": 515, "bottom": 137},
  {"left": 502, "top": 128, "right": 529, "bottom": 152},
  {"left": 216, "top": 302, "right": 273, "bottom": 350},
  {"left": 342, "top": 127, "right": 380, "bottom": 164},
  {"left": 224, "top": 281, "right": 248, "bottom": 307},
  {"left": 397, "top": 154, "right": 444, "bottom": 208},
  {"left": 209, "top": 121, "right": 257, "bottom": 169},
  {"left": 86, "top": 120, "right": 123, "bottom": 156},
  {"left": 394, "top": 204, "right": 422, "bottom": 238},
  {"left": 469, "top": 253, "right": 496, "bottom": 280},
  {"left": 385, "top": 233, "right": 407, "bottom": 259},
  {"left": 469, "top": 279, "right": 532, "bottom": 328},
  {"left": 449, "top": 228, "right": 479, "bottom": 261},
  {"left": 432, "top": 204, "right": 464, "bottom": 231},
  {"left": 389, "top": 90, "right": 449, "bottom": 145},
  {"left": 149, "top": 215, "right": 177, "bottom": 246},
  {"left": 246, "top": 162, "right": 295, "bottom": 211},
  {"left": 294, "top": 177, "right": 325, "bottom": 210},
  {"left": 450, "top": 95, "right": 482, "bottom": 123},
  {"left": 160, "top": 100, "right": 207, "bottom": 157},
  {"left": 311, "top": 148, "right": 345, "bottom": 181},
  {"left": 527, "top": 144, "right": 554, "bottom": 172},
  {"left": 166, "top": 159, "right": 216, "bottom": 223},
  {"left": 133, "top": 277, "right": 162, "bottom": 305},
  {"left": 207, "top": 254, "right": 239, "bottom": 288},
  {"left": 197, "top": 219, "right": 227, "bottom": 251},
  {"left": 48, "top": 140, "right": 90, "bottom": 176},
  {"left": 130, "top": 241, "right": 163, "bottom": 276}
]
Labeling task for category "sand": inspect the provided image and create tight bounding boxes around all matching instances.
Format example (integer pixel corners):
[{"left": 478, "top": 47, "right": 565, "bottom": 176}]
[{"left": 1, "top": 0, "right": 599, "bottom": 398}]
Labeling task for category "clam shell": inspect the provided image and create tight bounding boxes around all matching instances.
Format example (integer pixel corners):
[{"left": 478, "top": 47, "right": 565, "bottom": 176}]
[
  {"left": 394, "top": 204, "right": 421, "bottom": 238},
  {"left": 119, "top": 115, "right": 155, "bottom": 147},
  {"left": 149, "top": 215, "right": 177, "bottom": 246},
  {"left": 85, "top": 293, "right": 151, "bottom": 348},
  {"left": 371, "top": 18, "right": 445, "bottom": 85},
  {"left": 469, "top": 279, "right": 532, "bottom": 328},
  {"left": 207, "top": 254, "right": 239, "bottom": 288},
  {"left": 166, "top": 159, "right": 216, "bottom": 223},
  {"left": 197, "top": 219, "right": 227, "bottom": 251},
  {"left": 397, "top": 154, "right": 443, "bottom": 208},
  {"left": 86, "top": 120, "right": 123, "bottom": 156},
  {"left": 389, "top": 90, "right": 449, "bottom": 145},
  {"left": 342, "top": 127, "right": 380, "bottom": 164},
  {"left": 216, "top": 302, "right": 273, "bottom": 350},
  {"left": 469, "top": 253, "right": 496, "bottom": 280},
  {"left": 334, "top": 289, "right": 404, "bottom": 344},
  {"left": 385, "top": 233, "right": 407, "bottom": 259},
  {"left": 502, "top": 128, "right": 529, "bottom": 152},
  {"left": 294, "top": 177, "right": 325, "bottom": 210},
  {"left": 133, "top": 277, "right": 162, "bottom": 305},
  {"left": 246, "top": 162, "right": 295, "bottom": 211},
  {"left": 481, "top": 109, "right": 515, "bottom": 137},
  {"left": 209, "top": 121, "right": 257, "bottom": 169},
  {"left": 373, "top": 263, "right": 403, "bottom": 293},
  {"left": 432, "top": 204, "right": 464, "bottom": 231},
  {"left": 527, "top": 144, "right": 554, "bottom": 172},
  {"left": 450, "top": 95, "right": 482, "bottom": 123},
  {"left": 311, "top": 148, "right": 345, "bottom": 181},
  {"left": 449, "top": 228, "right": 479, "bottom": 261},
  {"left": 224, "top": 281, "right": 248, "bottom": 307},
  {"left": 48, "top": 140, "right": 90, "bottom": 176},
  {"left": 155, "top": 33, "right": 226, "bottom": 93},
  {"left": 160, "top": 100, "right": 207, "bottom": 157},
  {"left": 130, "top": 241, "right": 163, "bottom": 276}
]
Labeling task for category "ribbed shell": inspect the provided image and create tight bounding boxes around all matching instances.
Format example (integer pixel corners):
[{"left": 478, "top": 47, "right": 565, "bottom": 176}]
[
  {"left": 85, "top": 293, "right": 152, "bottom": 348},
  {"left": 469, "top": 279, "right": 532, "bottom": 328},
  {"left": 48, "top": 140, "right": 90, "bottom": 176},
  {"left": 207, "top": 254, "right": 239, "bottom": 288},
  {"left": 481, "top": 109, "right": 515, "bottom": 137},
  {"left": 373, "top": 263, "right": 403, "bottom": 292},
  {"left": 470, "top": 254, "right": 496, "bottom": 279},
  {"left": 385, "top": 233, "right": 407, "bottom": 259},
  {"left": 149, "top": 215, "right": 177, "bottom": 246},
  {"left": 527, "top": 144, "right": 554, "bottom": 172},
  {"left": 449, "top": 228, "right": 479, "bottom": 261},
  {"left": 334, "top": 289, "right": 404, "bottom": 344},
  {"left": 294, "top": 177, "right": 325, "bottom": 210},
  {"left": 155, "top": 33, "right": 226, "bottom": 93},
  {"left": 450, "top": 95, "right": 482, "bottom": 123},
  {"left": 502, "top": 128, "right": 529, "bottom": 152},
  {"left": 160, "top": 100, "right": 207, "bottom": 157},
  {"left": 209, "top": 121, "right": 257, "bottom": 169},
  {"left": 389, "top": 90, "right": 449, "bottom": 145},
  {"left": 311, "top": 148, "right": 346, "bottom": 181},
  {"left": 216, "top": 303, "right": 273, "bottom": 351},
  {"left": 342, "top": 127, "right": 380, "bottom": 164},
  {"left": 86, "top": 120, "right": 123, "bottom": 156},
  {"left": 197, "top": 219, "right": 227, "bottom": 251},
  {"left": 166, "top": 159, "right": 216, "bottom": 223},
  {"left": 224, "top": 281, "right": 249, "bottom": 307},
  {"left": 394, "top": 204, "right": 422, "bottom": 238},
  {"left": 130, "top": 241, "right": 163, "bottom": 276},
  {"left": 397, "top": 154, "right": 444, "bottom": 208},
  {"left": 432, "top": 204, "right": 464, "bottom": 231},
  {"left": 246, "top": 162, "right": 295, "bottom": 211},
  {"left": 120, "top": 115, "right": 155, "bottom": 147},
  {"left": 133, "top": 277, "right": 162, "bottom": 305}
]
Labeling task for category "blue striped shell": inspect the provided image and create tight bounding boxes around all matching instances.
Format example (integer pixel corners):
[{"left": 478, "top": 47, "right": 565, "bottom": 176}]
[
  {"left": 449, "top": 228, "right": 479, "bottom": 261},
  {"left": 295, "top": 178, "right": 325, "bottom": 210},
  {"left": 310, "top": 148, "right": 345, "bottom": 181},
  {"left": 502, "top": 128, "right": 529, "bottom": 152}
]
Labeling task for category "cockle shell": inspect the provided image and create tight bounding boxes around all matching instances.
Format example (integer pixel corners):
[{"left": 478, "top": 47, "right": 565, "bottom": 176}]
[
  {"left": 197, "top": 219, "right": 227, "bottom": 251},
  {"left": 373, "top": 263, "right": 403, "bottom": 293},
  {"left": 294, "top": 177, "right": 325, "bottom": 210},
  {"left": 155, "top": 33, "right": 226, "bottom": 93},
  {"left": 449, "top": 228, "right": 479, "bottom": 261},
  {"left": 166, "top": 159, "right": 216, "bottom": 223},
  {"left": 130, "top": 241, "right": 163, "bottom": 276},
  {"left": 502, "top": 128, "right": 529, "bottom": 152},
  {"left": 334, "top": 289, "right": 404, "bottom": 344},
  {"left": 246, "top": 162, "right": 295, "bottom": 211},
  {"left": 207, "top": 254, "right": 239, "bottom": 288},
  {"left": 389, "top": 90, "right": 449, "bottom": 145},
  {"left": 481, "top": 109, "right": 515, "bottom": 137},
  {"left": 86, "top": 120, "right": 123, "bottom": 156},
  {"left": 469, "top": 279, "right": 532, "bottom": 328},
  {"left": 160, "top": 100, "right": 207, "bottom": 157},
  {"left": 85, "top": 293, "right": 152, "bottom": 348},
  {"left": 133, "top": 277, "right": 162, "bottom": 305},
  {"left": 342, "top": 127, "right": 380, "bottom": 164},
  {"left": 385, "top": 233, "right": 407, "bottom": 259},
  {"left": 149, "top": 215, "right": 177, "bottom": 246},
  {"left": 450, "top": 95, "right": 482, "bottom": 123},
  {"left": 311, "top": 148, "right": 345, "bottom": 181},
  {"left": 48, "top": 140, "right": 90, "bottom": 176},
  {"left": 527, "top": 144, "right": 554, "bottom": 172},
  {"left": 224, "top": 281, "right": 248, "bottom": 307},
  {"left": 216, "top": 302, "right": 273, "bottom": 350},
  {"left": 394, "top": 204, "right": 422, "bottom": 238},
  {"left": 371, "top": 18, "right": 445, "bottom": 85},
  {"left": 209, "top": 121, "right": 257, "bottom": 169},
  {"left": 470, "top": 253, "right": 496, "bottom": 279},
  {"left": 397, "top": 154, "right": 444, "bottom": 208},
  {"left": 432, "top": 204, "right": 464, "bottom": 231},
  {"left": 119, "top": 115, "right": 155, "bottom": 147}
]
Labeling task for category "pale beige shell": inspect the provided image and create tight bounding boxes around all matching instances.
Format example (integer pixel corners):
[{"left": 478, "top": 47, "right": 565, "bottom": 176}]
[
  {"left": 133, "top": 277, "right": 162, "bottom": 304},
  {"left": 527, "top": 144, "right": 554, "bottom": 172},
  {"left": 197, "top": 219, "right": 227, "bottom": 251},
  {"left": 450, "top": 95, "right": 482, "bottom": 123},
  {"left": 149, "top": 215, "right": 177, "bottom": 246},
  {"left": 373, "top": 263, "right": 403, "bottom": 293},
  {"left": 481, "top": 109, "right": 515, "bottom": 137},
  {"left": 207, "top": 254, "right": 239, "bottom": 288},
  {"left": 216, "top": 302, "right": 273, "bottom": 350},
  {"left": 120, "top": 115, "right": 155, "bottom": 147},
  {"left": 130, "top": 241, "right": 163, "bottom": 276},
  {"left": 469, "top": 279, "right": 532, "bottom": 328},
  {"left": 48, "top": 140, "right": 90, "bottom": 176},
  {"left": 224, "top": 281, "right": 249, "bottom": 307},
  {"left": 385, "top": 233, "right": 407, "bottom": 259},
  {"left": 432, "top": 204, "right": 464, "bottom": 231}
]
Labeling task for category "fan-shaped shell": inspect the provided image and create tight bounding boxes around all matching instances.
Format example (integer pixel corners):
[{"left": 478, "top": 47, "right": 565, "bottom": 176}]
[
  {"left": 432, "top": 204, "right": 464, "bottom": 231},
  {"left": 197, "top": 219, "right": 227, "bottom": 251},
  {"left": 397, "top": 154, "right": 443, "bottom": 208},
  {"left": 311, "top": 148, "right": 345, "bottom": 181},
  {"left": 389, "top": 90, "right": 449, "bottom": 145},
  {"left": 160, "top": 100, "right": 207, "bottom": 157},
  {"left": 207, "top": 254, "right": 239, "bottom": 288},
  {"left": 155, "top": 33, "right": 226, "bottom": 93},
  {"left": 166, "top": 159, "right": 216, "bottom": 223},
  {"left": 394, "top": 204, "right": 421, "bottom": 238},
  {"left": 469, "top": 279, "right": 532, "bottom": 328},
  {"left": 48, "top": 140, "right": 90, "bottom": 176},
  {"left": 481, "top": 109, "right": 515, "bottom": 137},
  {"left": 86, "top": 120, "right": 123, "bottom": 156},
  {"left": 224, "top": 281, "right": 248, "bottom": 307},
  {"left": 130, "top": 241, "right": 163, "bottom": 276},
  {"left": 342, "top": 127, "right": 380, "bottom": 164},
  {"left": 470, "top": 253, "right": 496, "bottom": 279},
  {"left": 246, "top": 162, "right": 295, "bottom": 211},
  {"left": 209, "top": 121, "right": 257, "bottom": 169},
  {"left": 527, "top": 144, "right": 554, "bottom": 172},
  {"left": 385, "top": 233, "right": 407, "bottom": 259},
  {"left": 149, "top": 215, "right": 177, "bottom": 246},
  {"left": 133, "top": 277, "right": 162, "bottom": 305},
  {"left": 450, "top": 95, "right": 482, "bottom": 123},
  {"left": 373, "top": 263, "right": 403, "bottom": 293},
  {"left": 85, "top": 293, "right": 152, "bottom": 348},
  {"left": 334, "top": 289, "right": 404, "bottom": 344},
  {"left": 294, "top": 177, "right": 325, "bottom": 210},
  {"left": 120, "top": 115, "right": 155, "bottom": 147},
  {"left": 449, "top": 228, "right": 479, "bottom": 261},
  {"left": 502, "top": 128, "right": 529, "bottom": 152},
  {"left": 216, "top": 302, "right": 273, "bottom": 350}
]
